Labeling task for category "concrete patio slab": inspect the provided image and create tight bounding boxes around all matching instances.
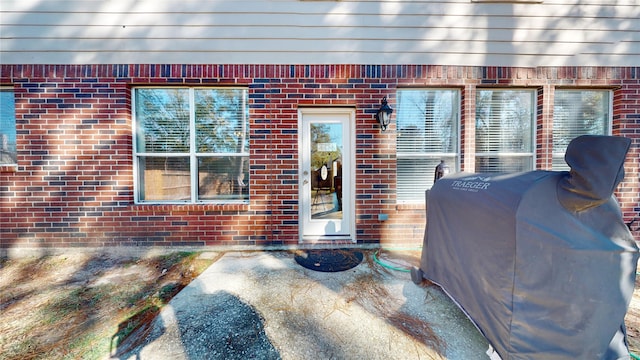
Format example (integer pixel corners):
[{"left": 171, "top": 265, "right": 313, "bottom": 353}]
[{"left": 112, "top": 251, "right": 490, "bottom": 360}]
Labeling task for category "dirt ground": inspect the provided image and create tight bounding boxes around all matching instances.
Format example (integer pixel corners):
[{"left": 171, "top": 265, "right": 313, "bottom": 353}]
[
  {"left": 0, "top": 251, "right": 216, "bottom": 360},
  {"left": 626, "top": 275, "right": 640, "bottom": 354},
  {"left": 1, "top": 250, "right": 640, "bottom": 359}
]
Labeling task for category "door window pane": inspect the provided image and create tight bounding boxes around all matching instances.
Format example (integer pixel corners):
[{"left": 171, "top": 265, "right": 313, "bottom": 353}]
[{"left": 310, "top": 122, "right": 343, "bottom": 220}]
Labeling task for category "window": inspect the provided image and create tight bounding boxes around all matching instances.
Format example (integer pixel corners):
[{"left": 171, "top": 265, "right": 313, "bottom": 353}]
[
  {"left": 133, "top": 88, "right": 249, "bottom": 203},
  {"left": 0, "top": 88, "right": 17, "bottom": 165},
  {"left": 475, "top": 89, "right": 535, "bottom": 173},
  {"left": 396, "top": 89, "right": 460, "bottom": 203},
  {"left": 552, "top": 90, "right": 611, "bottom": 170}
]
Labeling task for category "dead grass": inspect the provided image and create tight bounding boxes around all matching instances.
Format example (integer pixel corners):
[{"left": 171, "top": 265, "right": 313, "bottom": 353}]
[
  {"left": 357, "top": 251, "right": 446, "bottom": 355},
  {"left": 0, "top": 251, "right": 215, "bottom": 360}
]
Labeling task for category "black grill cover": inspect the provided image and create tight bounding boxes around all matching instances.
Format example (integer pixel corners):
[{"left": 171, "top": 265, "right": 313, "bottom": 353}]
[{"left": 419, "top": 135, "right": 638, "bottom": 359}]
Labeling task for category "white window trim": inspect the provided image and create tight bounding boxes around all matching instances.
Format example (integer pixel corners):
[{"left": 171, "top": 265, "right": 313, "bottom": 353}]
[{"left": 132, "top": 87, "right": 249, "bottom": 205}]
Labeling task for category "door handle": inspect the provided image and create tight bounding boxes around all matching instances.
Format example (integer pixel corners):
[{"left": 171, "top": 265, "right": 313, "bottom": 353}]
[{"left": 303, "top": 179, "right": 309, "bottom": 185}]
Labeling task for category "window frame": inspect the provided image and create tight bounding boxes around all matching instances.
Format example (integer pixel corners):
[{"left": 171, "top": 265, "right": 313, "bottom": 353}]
[
  {"left": 395, "top": 88, "right": 461, "bottom": 204},
  {"left": 474, "top": 88, "right": 536, "bottom": 173},
  {"left": 0, "top": 86, "right": 17, "bottom": 167},
  {"left": 551, "top": 89, "right": 612, "bottom": 171},
  {"left": 132, "top": 86, "right": 250, "bottom": 205}
]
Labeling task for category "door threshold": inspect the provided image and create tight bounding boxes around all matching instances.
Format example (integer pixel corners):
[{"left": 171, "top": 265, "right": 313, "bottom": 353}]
[{"left": 300, "top": 236, "right": 356, "bottom": 245}]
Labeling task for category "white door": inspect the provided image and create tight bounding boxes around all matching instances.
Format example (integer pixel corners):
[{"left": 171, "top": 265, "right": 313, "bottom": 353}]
[{"left": 299, "top": 108, "right": 355, "bottom": 242}]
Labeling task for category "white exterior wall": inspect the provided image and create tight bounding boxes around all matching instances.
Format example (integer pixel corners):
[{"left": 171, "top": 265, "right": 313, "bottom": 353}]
[{"left": 1, "top": 0, "right": 639, "bottom": 66}]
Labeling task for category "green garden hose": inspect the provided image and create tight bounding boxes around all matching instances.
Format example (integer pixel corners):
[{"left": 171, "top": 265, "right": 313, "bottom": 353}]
[{"left": 372, "top": 247, "right": 421, "bottom": 272}]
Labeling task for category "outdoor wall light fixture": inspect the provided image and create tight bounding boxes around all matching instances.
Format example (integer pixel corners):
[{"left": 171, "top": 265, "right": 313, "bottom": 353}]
[{"left": 376, "top": 96, "right": 393, "bottom": 131}]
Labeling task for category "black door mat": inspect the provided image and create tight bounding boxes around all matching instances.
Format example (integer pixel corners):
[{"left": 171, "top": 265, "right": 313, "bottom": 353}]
[{"left": 294, "top": 249, "right": 364, "bottom": 272}]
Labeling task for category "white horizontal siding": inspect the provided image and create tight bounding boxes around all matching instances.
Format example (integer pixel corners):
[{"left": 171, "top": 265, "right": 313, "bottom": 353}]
[{"left": 1, "top": 0, "right": 638, "bottom": 66}]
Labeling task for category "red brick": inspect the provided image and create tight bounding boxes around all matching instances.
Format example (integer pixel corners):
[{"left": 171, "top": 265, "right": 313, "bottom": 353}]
[{"left": 1, "top": 65, "right": 639, "bottom": 247}]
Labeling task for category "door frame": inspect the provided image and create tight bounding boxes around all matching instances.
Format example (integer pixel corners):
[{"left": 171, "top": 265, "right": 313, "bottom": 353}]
[{"left": 298, "top": 107, "right": 356, "bottom": 243}]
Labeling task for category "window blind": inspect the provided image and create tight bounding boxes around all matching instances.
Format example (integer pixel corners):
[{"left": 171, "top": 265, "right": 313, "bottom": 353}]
[
  {"left": 396, "top": 89, "right": 459, "bottom": 202},
  {"left": 0, "top": 88, "right": 17, "bottom": 165},
  {"left": 552, "top": 90, "right": 610, "bottom": 171},
  {"left": 133, "top": 87, "right": 249, "bottom": 203},
  {"left": 135, "top": 88, "right": 190, "bottom": 153},
  {"left": 475, "top": 89, "right": 535, "bottom": 173},
  {"left": 195, "top": 88, "right": 249, "bottom": 154}
]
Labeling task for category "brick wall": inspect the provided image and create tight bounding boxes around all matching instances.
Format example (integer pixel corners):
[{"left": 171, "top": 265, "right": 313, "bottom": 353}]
[{"left": 1, "top": 65, "right": 639, "bottom": 250}]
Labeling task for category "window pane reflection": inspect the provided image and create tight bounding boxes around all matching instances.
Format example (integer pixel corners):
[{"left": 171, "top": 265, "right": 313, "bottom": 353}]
[{"left": 138, "top": 157, "right": 191, "bottom": 201}]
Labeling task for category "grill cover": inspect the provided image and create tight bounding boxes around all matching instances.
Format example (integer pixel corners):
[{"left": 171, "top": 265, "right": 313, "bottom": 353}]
[{"left": 419, "top": 135, "right": 638, "bottom": 359}]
